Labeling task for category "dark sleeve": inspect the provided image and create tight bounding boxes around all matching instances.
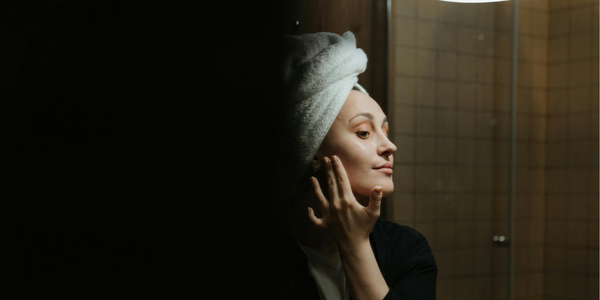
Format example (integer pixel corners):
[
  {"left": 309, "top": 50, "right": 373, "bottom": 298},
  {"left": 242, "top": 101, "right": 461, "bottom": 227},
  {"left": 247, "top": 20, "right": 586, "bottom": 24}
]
[
  {"left": 377, "top": 225, "right": 437, "bottom": 300},
  {"left": 383, "top": 237, "right": 437, "bottom": 299}
]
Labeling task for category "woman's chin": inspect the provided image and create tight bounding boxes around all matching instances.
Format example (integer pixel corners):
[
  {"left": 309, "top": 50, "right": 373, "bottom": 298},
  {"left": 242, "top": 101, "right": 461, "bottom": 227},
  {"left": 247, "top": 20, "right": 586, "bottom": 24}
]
[
  {"left": 382, "top": 188, "right": 393, "bottom": 198},
  {"left": 357, "top": 184, "right": 393, "bottom": 198},
  {"left": 379, "top": 179, "right": 394, "bottom": 196}
]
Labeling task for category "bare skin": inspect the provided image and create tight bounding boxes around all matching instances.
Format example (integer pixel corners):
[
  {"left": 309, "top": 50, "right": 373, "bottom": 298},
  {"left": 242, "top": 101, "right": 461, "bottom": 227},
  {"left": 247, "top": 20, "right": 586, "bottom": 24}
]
[{"left": 285, "top": 90, "right": 397, "bottom": 300}]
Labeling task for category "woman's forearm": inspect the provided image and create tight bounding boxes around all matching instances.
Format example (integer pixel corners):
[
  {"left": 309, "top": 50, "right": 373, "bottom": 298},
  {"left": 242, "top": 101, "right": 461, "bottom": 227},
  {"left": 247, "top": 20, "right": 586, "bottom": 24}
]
[{"left": 338, "top": 239, "right": 389, "bottom": 300}]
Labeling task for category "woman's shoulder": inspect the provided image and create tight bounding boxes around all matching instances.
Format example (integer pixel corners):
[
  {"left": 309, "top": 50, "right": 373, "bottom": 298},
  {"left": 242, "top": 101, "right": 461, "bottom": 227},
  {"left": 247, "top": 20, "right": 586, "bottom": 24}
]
[
  {"left": 370, "top": 218, "right": 436, "bottom": 283},
  {"left": 372, "top": 218, "right": 428, "bottom": 243}
]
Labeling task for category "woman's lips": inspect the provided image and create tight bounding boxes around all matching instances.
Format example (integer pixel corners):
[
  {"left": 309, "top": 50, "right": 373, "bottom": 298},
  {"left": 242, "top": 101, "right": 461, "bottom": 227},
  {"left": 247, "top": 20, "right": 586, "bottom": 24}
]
[{"left": 374, "top": 168, "right": 393, "bottom": 174}]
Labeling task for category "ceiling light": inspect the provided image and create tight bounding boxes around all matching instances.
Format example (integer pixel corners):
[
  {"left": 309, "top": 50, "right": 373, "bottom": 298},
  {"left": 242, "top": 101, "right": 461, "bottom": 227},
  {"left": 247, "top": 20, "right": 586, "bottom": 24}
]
[{"left": 439, "top": 0, "right": 509, "bottom": 3}]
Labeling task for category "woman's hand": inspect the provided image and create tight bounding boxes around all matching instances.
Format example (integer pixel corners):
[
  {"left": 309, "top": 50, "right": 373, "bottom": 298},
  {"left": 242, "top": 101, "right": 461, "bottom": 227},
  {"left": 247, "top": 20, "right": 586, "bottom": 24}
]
[{"left": 307, "top": 155, "right": 383, "bottom": 247}]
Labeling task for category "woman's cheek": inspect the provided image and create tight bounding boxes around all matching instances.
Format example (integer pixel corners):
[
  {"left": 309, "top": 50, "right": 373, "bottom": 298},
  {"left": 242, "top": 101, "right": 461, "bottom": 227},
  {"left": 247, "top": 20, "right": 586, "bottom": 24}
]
[{"left": 347, "top": 166, "right": 370, "bottom": 195}]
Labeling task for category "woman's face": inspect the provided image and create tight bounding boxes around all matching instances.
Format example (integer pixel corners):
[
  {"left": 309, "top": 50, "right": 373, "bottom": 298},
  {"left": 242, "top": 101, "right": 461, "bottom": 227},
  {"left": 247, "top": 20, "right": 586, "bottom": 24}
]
[{"left": 315, "top": 90, "right": 396, "bottom": 204}]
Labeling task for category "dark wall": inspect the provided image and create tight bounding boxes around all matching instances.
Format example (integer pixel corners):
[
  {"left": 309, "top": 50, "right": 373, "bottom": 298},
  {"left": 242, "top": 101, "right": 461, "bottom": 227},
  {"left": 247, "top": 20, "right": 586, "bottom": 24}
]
[
  {"left": 2, "top": 1, "right": 389, "bottom": 298},
  {"left": 2, "top": 1, "right": 292, "bottom": 298}
]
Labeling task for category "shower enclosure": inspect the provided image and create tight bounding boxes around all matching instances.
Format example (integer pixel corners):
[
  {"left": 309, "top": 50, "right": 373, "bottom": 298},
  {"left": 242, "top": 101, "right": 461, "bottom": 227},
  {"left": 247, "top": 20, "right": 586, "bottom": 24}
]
[{"left": 386, "top": 0, "right": 599, "bottom": 299}]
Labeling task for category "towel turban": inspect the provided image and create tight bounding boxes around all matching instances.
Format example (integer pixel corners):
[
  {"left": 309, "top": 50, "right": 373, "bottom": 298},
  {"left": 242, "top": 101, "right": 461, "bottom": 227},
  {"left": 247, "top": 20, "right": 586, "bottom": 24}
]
[{"left": 276, "top": 31, "right": 368, "bottom": 200}]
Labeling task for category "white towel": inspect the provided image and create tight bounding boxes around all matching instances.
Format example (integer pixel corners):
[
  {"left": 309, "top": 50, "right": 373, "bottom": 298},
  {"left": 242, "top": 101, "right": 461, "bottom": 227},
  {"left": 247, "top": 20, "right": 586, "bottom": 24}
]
[{"left": 277, "top": 31, "right": 368, "bottom": 200}]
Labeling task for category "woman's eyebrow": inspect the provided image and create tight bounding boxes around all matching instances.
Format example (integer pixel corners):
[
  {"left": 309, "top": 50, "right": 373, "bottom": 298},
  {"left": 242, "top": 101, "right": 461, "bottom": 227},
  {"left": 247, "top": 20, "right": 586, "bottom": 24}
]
[{"left": 348, "top": 112, "right": 388, "bottom": 125}]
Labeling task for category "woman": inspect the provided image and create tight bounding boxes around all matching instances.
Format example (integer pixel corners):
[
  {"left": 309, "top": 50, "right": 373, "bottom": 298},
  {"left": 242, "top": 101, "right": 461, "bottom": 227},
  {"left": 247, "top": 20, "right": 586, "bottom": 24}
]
[{"left": 278, "top": 31, "right": 437, "bottom": 300}]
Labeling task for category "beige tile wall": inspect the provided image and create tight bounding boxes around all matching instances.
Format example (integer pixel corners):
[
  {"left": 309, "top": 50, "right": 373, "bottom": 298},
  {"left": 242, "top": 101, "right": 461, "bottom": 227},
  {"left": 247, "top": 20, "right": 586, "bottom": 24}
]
[
  {"left": 388, "top": 0, "right": 598, "bottom": 299},
  {"left": 544, "top": 0, "right": 599, "bottom": 299}
]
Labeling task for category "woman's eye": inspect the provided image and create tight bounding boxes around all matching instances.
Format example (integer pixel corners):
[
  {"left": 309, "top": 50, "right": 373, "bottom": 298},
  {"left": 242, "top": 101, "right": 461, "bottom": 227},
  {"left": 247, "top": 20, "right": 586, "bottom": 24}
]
[{"left": 356, "top": 131, "right": 370, "bottom": 138}]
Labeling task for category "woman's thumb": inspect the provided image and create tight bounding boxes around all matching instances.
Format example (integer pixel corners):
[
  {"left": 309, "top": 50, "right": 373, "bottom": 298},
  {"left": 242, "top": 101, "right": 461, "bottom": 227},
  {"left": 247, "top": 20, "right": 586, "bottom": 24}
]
[{"left": 366, "top": 186, "right": 383, "bottom": 217}]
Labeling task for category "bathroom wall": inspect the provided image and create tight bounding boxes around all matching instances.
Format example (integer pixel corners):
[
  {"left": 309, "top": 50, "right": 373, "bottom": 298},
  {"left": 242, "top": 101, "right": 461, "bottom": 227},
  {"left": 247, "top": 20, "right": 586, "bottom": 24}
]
[
  {"left": 388, "top": 0, "right": 598, "bottom": 299},
  {"left": 544, "top": 0, "right": 599, "bottom": 299},
  {"left": 389, "top": 1, "right": 513, "bottom": 298}
]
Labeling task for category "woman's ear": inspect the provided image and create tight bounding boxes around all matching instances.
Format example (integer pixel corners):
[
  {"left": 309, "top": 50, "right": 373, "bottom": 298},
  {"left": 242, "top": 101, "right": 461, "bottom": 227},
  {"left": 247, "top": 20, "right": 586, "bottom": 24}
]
[{"left": 311, "top": 155, "right": 320, "bottom": 173}]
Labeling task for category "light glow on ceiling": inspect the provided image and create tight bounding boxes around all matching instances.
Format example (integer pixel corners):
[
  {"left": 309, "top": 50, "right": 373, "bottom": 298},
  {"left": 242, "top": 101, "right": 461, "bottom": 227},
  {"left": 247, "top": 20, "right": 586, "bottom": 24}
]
[{"left": 439, "top": 0, "right": 509, "bottom": 3}]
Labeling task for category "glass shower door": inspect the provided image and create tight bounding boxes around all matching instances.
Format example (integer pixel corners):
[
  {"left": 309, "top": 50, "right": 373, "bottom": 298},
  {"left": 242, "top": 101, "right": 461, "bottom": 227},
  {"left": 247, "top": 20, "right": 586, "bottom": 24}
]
[{"left": 387, "top": 1, "right": 528, "bottom": 299}]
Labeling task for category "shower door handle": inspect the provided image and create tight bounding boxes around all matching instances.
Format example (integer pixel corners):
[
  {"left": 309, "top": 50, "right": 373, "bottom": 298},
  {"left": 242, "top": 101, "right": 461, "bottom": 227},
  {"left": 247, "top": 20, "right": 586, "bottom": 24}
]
[{"left": 493, "top": 235, "right": 508, "bottom": 246}]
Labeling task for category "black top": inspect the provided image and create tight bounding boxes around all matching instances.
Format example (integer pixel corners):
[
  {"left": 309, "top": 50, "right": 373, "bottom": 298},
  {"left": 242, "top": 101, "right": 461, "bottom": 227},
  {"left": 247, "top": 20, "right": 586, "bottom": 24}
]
[{"left": 288, "top": 218, "right": 437, "bottom": 300}]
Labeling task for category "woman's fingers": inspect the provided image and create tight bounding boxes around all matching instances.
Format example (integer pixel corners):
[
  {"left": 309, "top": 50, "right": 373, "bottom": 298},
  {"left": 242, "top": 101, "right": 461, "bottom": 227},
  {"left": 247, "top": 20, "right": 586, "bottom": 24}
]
[
  {"left": 308, "top": 177, "right": 329, "bottom": 229},
  {"left": 307, "top": 207, "right": 327, "bottom": 229},
  {"left": 310, "top": 176, "right": 330, "bottom": 219},
  {"left": 323, "top": 157, "right": 341, "bottom": 209},
  {"left": 330, "top": 155, "right": 353, "bottom": 204},
  {"left": 365, "top": 186, "right": 383, "bottom": 217}
]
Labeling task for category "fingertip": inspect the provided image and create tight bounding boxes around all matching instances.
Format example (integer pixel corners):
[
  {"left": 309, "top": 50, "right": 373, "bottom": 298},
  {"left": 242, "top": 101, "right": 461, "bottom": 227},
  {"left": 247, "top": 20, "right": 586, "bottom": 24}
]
[
  {"left": 311, "top": 177, "right": 318, "bottom": 185},
  {"left": 307, "top": 208, "right": 325, "bottom": 228}
]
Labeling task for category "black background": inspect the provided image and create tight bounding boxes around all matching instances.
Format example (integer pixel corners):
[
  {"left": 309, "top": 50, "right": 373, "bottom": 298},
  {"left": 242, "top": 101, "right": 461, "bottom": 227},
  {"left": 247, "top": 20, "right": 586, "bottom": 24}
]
[{"left": 2, "top": 1, "right": 294, "bottom": 298}]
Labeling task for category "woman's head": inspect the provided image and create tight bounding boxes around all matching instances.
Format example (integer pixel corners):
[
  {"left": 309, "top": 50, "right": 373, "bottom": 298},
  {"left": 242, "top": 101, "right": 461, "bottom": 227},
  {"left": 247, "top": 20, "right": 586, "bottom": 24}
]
[
  {"left": 278, "top": 31, "right": 373, "bottom": 203},
  {"left": 311, "top": 89, "right": 396, "bottom": 204}
]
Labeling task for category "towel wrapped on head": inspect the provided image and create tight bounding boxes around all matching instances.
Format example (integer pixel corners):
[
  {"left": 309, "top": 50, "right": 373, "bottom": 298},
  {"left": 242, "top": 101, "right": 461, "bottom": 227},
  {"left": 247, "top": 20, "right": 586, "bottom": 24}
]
[{"left": 276, "top": 31, "right": 368, "bottom": 201}]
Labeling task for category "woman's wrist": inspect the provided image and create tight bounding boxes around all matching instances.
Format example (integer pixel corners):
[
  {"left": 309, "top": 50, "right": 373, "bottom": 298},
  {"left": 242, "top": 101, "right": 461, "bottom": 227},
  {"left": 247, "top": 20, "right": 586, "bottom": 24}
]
[
  {"left": 337, "top": 237, "right": 389, "bottom": 300},
  {"left": 336, "top": 238, "right": 371, "bottom": 258}
]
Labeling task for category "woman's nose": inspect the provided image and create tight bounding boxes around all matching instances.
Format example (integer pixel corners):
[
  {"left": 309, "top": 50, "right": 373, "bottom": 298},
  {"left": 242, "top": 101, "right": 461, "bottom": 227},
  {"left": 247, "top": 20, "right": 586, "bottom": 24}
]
[{"left": 379, "top": 136, "right": 396, "bottom": 156}]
